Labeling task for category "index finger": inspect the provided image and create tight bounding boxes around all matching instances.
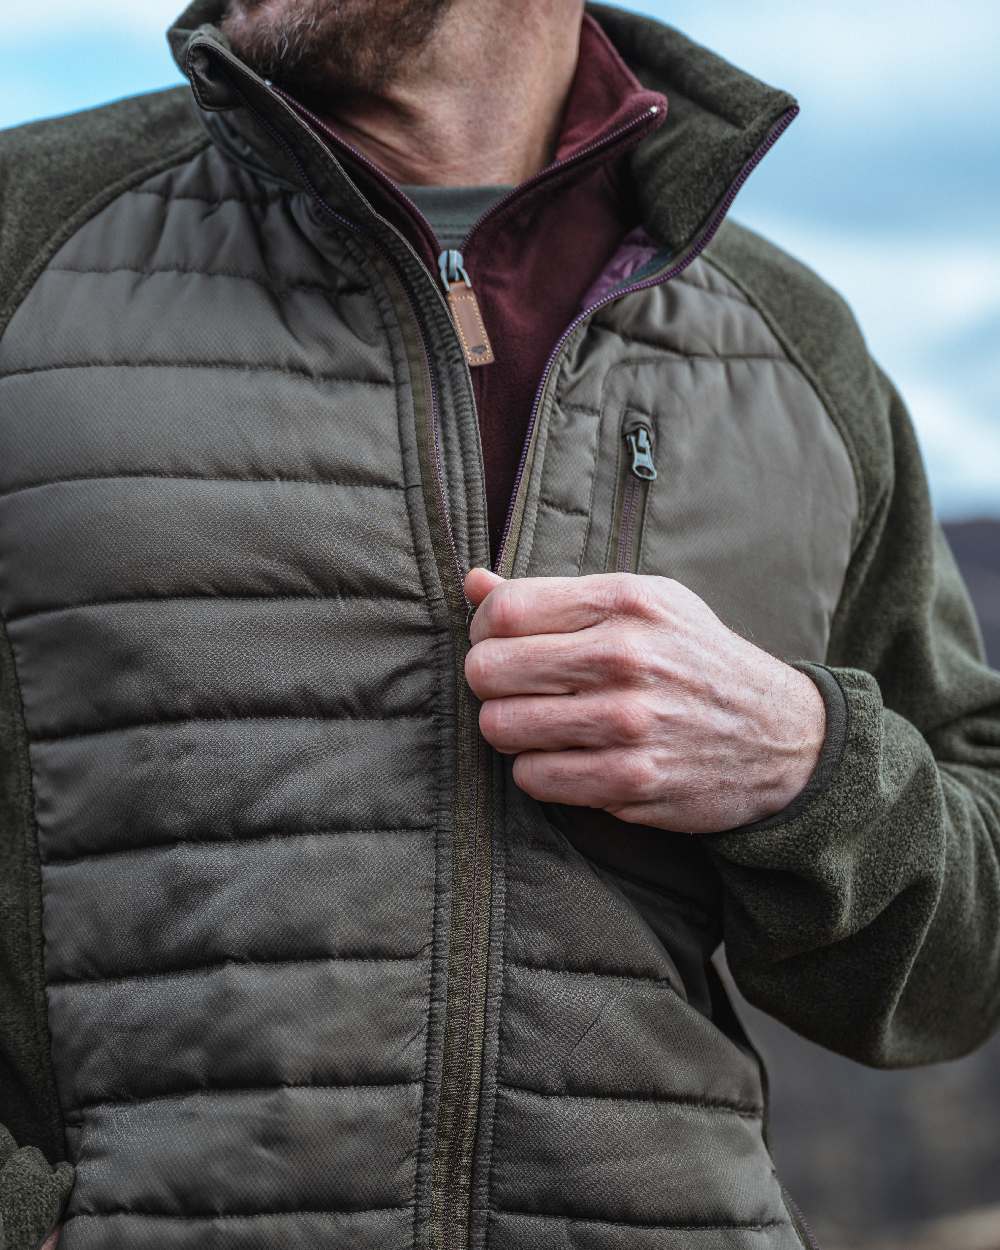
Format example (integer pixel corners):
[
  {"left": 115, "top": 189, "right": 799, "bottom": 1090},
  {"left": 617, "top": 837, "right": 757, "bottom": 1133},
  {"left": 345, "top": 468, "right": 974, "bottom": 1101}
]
[{"left": 468, "top": 572, "right": 627, "bottom": 645}]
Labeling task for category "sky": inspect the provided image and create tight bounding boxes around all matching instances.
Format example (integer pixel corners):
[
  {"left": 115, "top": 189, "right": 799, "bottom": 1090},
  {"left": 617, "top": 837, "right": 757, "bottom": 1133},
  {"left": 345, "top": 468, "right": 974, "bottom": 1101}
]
[{"left": 2, "top": 0, "right": 998, "bottom": 519}]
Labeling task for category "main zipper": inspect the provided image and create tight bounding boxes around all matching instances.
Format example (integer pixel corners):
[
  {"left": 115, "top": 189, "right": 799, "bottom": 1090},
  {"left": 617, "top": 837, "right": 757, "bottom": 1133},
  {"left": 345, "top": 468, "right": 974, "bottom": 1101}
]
[{"left": 262, "top": 79, "right": 501, "bottom": 1250}]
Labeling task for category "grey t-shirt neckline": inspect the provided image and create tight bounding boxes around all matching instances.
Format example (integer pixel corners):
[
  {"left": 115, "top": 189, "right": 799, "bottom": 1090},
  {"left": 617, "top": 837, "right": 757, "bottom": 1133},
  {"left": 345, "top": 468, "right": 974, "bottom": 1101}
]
[{"left": 401, "top": 184, "right": 514, "bottom": 251}]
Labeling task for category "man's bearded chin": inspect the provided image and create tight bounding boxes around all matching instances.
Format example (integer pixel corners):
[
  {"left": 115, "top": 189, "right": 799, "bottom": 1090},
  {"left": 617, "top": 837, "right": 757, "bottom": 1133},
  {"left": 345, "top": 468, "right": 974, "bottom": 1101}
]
[{"left": 220, "top": 0, "right": 452, "bottom": 97}]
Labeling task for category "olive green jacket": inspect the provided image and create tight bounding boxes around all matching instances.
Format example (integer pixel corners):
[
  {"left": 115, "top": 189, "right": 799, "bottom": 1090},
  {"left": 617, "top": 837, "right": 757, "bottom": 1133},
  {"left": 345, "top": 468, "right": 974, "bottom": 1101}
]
[{"left": 0, "top": 3, "right": 998, "bottom": 1249}]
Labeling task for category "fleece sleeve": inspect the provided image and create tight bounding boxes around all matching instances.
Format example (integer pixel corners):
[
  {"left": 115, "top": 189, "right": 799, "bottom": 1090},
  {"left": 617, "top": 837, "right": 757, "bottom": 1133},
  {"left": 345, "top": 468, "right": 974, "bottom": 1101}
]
[
  {"left": 0, "top": 1124, "right": 71, "bottom": 1250},
  {"left": 705, "top": 366, "right": 1000, "bottom": 1067}
]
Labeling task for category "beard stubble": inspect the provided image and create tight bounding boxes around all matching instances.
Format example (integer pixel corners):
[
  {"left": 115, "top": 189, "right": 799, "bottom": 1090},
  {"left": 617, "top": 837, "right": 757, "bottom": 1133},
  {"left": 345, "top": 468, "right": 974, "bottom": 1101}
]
[{"left": 220, "top": 0, "right": 453, "bottom": 97}]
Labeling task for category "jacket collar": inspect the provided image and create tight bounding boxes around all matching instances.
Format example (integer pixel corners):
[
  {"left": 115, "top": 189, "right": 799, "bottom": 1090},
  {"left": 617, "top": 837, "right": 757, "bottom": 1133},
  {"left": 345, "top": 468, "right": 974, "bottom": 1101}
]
[
  {"left": 587, "top": 4, "right": 797, "bottom": 252},
  {"left": 166, "top": 0, "right": 797, "bottom": 256}
]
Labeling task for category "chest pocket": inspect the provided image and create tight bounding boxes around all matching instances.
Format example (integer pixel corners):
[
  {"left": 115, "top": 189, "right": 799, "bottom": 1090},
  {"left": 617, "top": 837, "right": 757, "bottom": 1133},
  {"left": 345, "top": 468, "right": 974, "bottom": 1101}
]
[
  {"left": 606, "top": 409, "right": 658, "bottom": 574},
  {"left": 567, "top": 349, "right": 856, "bottom": 663}
]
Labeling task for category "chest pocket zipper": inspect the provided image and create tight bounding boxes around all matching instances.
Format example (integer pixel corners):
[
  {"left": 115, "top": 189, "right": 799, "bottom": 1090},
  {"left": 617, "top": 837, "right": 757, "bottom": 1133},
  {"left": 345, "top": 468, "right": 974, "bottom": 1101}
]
[{"left": 610, "top": 414, "right": 657, "bottom": 573}]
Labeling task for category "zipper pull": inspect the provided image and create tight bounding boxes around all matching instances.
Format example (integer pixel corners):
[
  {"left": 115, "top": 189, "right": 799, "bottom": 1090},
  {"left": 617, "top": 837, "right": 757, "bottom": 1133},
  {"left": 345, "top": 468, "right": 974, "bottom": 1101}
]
[
  {"left": 438, "top": 249, "right": 495, "bottom": 368},
  {"left": 625, "top": 425, "right": 657, "bottom": 480}
]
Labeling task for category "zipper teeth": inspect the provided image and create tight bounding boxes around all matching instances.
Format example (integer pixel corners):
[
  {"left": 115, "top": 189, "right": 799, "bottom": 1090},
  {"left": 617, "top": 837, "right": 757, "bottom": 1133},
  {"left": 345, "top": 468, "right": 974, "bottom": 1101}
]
[
  {"left": 617, "top": 474, "right": 640, "bottom": 573},
  {"left": 494, "top": 103, "right": 799, "bottom": 573},
  {"left": 445, "top": 749, "right": 483, "bottom": 1241}
]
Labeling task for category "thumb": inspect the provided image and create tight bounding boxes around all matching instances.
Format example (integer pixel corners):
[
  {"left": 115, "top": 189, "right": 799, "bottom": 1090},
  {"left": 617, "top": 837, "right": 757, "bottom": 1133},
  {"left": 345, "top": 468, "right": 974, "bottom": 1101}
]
[{"left": 464, "top": 566, "right": 504, "bottom": 608}]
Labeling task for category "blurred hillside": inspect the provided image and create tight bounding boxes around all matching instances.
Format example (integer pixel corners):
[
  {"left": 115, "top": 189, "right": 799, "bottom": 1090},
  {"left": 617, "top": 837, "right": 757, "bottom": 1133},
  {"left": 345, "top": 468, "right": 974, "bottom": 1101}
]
[
  {"left": 947, "top": 521, "right": 1000, "bottom": 663},
  {"left": 733, "top": 517, "right": 999, "bottom": 1250}
]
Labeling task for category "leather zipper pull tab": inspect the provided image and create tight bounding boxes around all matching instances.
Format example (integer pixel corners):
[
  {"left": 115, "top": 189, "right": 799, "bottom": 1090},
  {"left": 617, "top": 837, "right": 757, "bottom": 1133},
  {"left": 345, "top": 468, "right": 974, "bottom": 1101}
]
[{"left": 438, "top": 249, "right": 495, "bottom": 368}]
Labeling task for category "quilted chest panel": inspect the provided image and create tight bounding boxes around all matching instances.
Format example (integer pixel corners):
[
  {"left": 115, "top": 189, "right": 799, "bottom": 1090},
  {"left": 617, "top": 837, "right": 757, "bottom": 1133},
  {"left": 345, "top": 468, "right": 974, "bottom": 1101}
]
[{"left": 514, "top": 257, "right": 858, "bottom": 663}]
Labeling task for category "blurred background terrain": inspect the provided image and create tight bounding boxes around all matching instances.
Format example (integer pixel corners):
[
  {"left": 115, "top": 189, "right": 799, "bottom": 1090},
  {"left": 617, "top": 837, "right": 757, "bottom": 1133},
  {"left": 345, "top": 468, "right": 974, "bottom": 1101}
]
[{"left": 2, "top": 2, "right": 997, "bottom": 1247}]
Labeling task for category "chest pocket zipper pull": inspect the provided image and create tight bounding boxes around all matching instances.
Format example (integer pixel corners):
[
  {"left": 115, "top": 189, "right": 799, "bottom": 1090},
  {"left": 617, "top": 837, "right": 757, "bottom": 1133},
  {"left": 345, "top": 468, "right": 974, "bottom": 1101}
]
[
  {"left": 438, "top": 249, "right": 495, "bottom": 368},
  {"left": 626, "top": 426, "right": 657, "bottom": 480},
  {"left": 612, "top": 418, "right": 657, "bottom": 573}
]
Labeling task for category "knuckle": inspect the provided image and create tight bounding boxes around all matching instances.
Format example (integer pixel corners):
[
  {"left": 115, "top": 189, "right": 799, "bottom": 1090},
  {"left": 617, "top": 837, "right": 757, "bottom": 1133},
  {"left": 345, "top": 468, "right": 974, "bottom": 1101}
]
[
  {"left": 464, "top": 644, "right": 493, "bottom": 693},
  {"left": 656, "top": 575, "right": 682, "bottom": 599},
  {"left": 605, "top": 572, "right": 653, "bottom": 618},
  {"left": 608, "top": 696, "right": 653, "bottom": 744},
  {"left": 488, "top": 585, "right": 524, "bottom": 636},
  {"left": 620, "top": 750, "right": 659, "bottom": 799},
  {"left": 658, "top": 575, "right": 710, "bottom": 621},
  {"left": 598, "top": 631, "right": 647, "bottom": 682}
]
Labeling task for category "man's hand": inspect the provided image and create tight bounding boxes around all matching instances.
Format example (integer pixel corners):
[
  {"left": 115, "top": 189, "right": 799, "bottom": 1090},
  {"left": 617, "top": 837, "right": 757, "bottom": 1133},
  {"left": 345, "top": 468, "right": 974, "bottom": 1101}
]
[
  {"left": 464, "top": 569, "right": 826, "bottom": 834},
  {"left": 41, "top": 1231, "right": 60, "bottom": 1249}
]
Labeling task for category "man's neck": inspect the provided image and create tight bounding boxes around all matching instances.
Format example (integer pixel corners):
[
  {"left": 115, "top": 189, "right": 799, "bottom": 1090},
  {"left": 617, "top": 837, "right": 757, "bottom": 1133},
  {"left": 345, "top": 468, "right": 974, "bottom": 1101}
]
[{"left": 312, "top": 1, "right": 585, "bottom": 187}]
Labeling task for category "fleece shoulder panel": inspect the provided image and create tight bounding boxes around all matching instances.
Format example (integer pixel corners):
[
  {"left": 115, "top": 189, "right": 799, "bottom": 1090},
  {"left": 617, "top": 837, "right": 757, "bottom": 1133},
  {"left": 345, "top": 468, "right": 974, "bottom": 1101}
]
[{"left": 0, "top": 85, "right": 208, "bottom": 340}]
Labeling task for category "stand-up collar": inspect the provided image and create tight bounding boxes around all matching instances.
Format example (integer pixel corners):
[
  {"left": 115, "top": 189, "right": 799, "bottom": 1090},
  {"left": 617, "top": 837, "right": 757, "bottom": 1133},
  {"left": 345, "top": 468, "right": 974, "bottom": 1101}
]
[
  {"left": 167, "top": 0, "right": 798, "bottom": 256},
  {"left": 587, "top": 3, "right": 797, "bottom": 251}
]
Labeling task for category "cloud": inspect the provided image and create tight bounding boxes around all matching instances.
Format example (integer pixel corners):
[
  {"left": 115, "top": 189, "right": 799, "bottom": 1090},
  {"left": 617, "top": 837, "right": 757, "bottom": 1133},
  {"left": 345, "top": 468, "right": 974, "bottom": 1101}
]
[
  {"left": 633, "top": 0, "right": 1000, "bottom": 122},
  {"left": 904, "top": 382, "right": 1000, "bottom": 517},
  {"left": 745, "top": 217, "right": 1000, "bottom": 355}
]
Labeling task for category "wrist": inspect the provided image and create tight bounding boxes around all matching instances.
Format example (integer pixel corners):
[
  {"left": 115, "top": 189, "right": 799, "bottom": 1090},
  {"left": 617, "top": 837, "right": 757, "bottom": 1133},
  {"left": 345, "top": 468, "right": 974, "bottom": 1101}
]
[{"left": 757, "top": 663, "right": 827, "bottom": 820}]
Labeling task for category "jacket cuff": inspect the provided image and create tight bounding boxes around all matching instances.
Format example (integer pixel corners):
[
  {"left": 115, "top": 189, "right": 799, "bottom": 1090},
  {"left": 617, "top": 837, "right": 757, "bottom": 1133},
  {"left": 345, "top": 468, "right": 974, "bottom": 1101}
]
[
  {"left": 0, "top": 1125, "right": 73, "bottom": 1250},
  {"left": 705, "top": 662, "right": 905, "bottom": 883}
]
